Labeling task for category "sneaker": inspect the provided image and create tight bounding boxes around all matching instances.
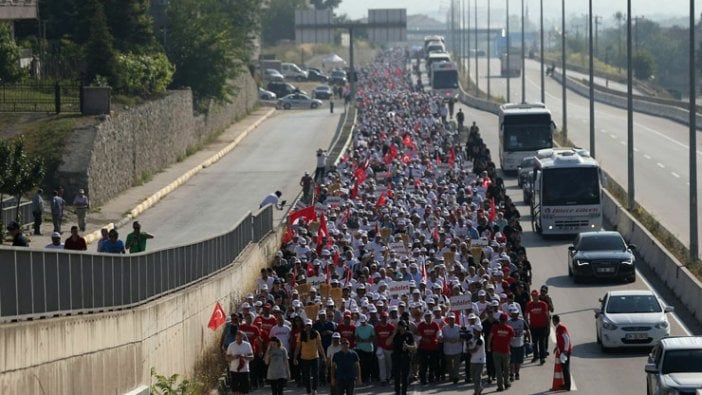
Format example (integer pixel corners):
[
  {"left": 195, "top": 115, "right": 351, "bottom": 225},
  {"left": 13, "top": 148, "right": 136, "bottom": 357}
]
[
  {"left": 540, "top": 359, "right": 546, "bottom": 365},
  {"left": 509, "top": 374, "right": 514, "bottom": 381},
  {"left": 531, "top": 357, "right": 538, "bottom": 363},
  {"left": 506, "top": 383, "right": 512, "bottom": 389},
  {"left": 515, "top": 373, "right": 520, "bottom": 380},
  {"left": 496, "top": 387, "right": 504, "bottom": 392}
]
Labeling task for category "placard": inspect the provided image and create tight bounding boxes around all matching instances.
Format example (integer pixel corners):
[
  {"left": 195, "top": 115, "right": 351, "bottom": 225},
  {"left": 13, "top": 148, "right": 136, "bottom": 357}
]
[
  {"left": 304, "top": 305, "right": 320, "bottom": 320},
  {"left": 319, "top": 284, "right": 331, "bottom": 299},
  {"left": 443, "top": 252, "right": 456, "bottom": 264},
  {"left": 387, "top": 281, "right": 411, "bottom": 297},
  {"left": 470, "top": 247, "right": 483, "bottom": 263},
  {"left": 449, "top": 294, "right": 473, "bottom": 311},
  {"left": 375, "top": 171, "right": 390, "bottom": 180},
  {"left": 307, "top": 276, "right": 326, "bottom": 287},
  {"left": 330, "top": 288, "right": 343, "bottom": 306},
  {"left": 470, "top": 237, "right": 489, "bottom": 247},
  {"left": 296, "top": 284, "right": 311, "bottom": 295},
  {"left": 380, "top": 228, "right": 393, "bottom": 241},
  {"left": 325, "top": 196, "right": 343, "bottom": 207}
]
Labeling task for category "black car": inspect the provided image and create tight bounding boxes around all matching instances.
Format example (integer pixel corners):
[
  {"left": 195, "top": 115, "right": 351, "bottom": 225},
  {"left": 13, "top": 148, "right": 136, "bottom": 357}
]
[
  {"left": 330, "top": 69, "right": 347, "bottom": 86},
  {"left": 568, "top": 231, "right": 636, "bottom": 283},
  {"left": 312, "top": 85, "right": 333, "bottom": 100},
  {"left": 266, "top": 82, "right": 305, "bottom": 99},
  {"left": 517, "top": 156, "right": 536, "bottom": 188},
  {"left": 307, "top": 69, "right": 329, "bottom": 82}
]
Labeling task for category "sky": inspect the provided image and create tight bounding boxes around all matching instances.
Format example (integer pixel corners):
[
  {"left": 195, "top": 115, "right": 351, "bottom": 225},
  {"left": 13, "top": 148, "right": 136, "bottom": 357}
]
[{"left": 337, "top": 0, "right": 693, "bottom": 26}]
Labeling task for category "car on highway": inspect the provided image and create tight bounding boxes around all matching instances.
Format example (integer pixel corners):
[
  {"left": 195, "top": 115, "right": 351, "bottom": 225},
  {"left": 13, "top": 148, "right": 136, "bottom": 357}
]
[
  {"left": 594, "top": 290, "right": 673, "bottom": 351},
  {"left": 312, "top": 85, "right": 333, "bottom": 100},
  {"left": 276, "top": 93, "right": 322, "bottom": 110},
  {"left": 258, "top": 87, "right": 277, "bottom": 101},
  {"left": 307, "top": 68, "right": 329, "bottom": 82},
  {"left": 567, "top": 231, "right": 636, "bottom": 283},
  {"left": 263, "top": 68, "right": 284, "bottom": 82},
  {"left": 517, "top": 156, "right": 536, "bottom": 188},
  {"left": 645, "top": 336, "right": 702, "bottom": 395}
]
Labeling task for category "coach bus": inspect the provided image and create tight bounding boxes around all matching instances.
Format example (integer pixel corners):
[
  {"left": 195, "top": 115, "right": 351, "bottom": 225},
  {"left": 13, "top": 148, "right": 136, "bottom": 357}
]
[
  {"left": 498, "top": 103, "right": 555, "bottom": 172},
  {"left": 430, "top": 61, "right": 459, "bottom": 101},
  {"left": 530, "top": 148, "right": 604, "bottom": 235}
]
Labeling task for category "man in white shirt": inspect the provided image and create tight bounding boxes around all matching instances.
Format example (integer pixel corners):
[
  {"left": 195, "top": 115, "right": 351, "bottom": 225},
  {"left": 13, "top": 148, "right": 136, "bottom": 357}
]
[
  {"left": 226, "top": 331, "right": 255, "bottom": 394},
  {"left": 260, "top": 191, "right": 285, "bottom": 210},
  {"left": 45, "top": 232, "right": 64, "bottom": 249}
]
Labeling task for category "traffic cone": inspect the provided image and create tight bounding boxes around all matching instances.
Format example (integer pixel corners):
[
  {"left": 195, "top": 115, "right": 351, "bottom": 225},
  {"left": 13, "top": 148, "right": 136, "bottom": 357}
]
[{"left": 551, "top": 352, "right": 565, "bottom": 391}]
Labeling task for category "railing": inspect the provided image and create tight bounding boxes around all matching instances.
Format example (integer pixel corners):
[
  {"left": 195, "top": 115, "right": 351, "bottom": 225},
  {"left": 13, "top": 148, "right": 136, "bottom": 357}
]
[
  {"left": 0, "top": 205, "right": 274, "bottom": 322},
  {"left": 0, "top": 80, "right": 81, "bottom": 113},
  {"left": 1, "top": 197, "right": 34, "bottom": 227}
]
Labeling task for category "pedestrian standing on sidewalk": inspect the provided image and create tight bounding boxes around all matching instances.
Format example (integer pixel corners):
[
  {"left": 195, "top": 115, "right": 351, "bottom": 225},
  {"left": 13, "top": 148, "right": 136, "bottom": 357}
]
[
  {"left": 72, "top": 189, "right": 89, "bottom": 232},
  {"left": 45, "top": 231, "right": 64, "bottom": 249},
  {"left": 97, "top": 228, "right": 109, "bottom": 252},
  {"left": 487, "top": 312, "right": 514, "bottom": 392},
  {"left": 331, "top": 337, "right": 362, "bottom": 395},
  {"left": 552, "top": 315, "right": 572, "bottom": 391},
  {"left": 31, "top": 188, "right": 44, "bottom": 235},
  {"left": 264, "top": 336, "right": 290, "bottom": 395},
  {"left": 64, "top": 226, "right": 87, "bottom": 251},
  {"left": 7, "top": 221, "right": 29, "bottom": 247},
  {"left": 125, "top": 221, "right": 154, "bottom": 253},
  {"left": 51, "top": 189, "right": 65, "bottom": 234},
  {"left": 456, "top": 109, "right": 465, "bottom": 129},
  {"left": 227, "top": 331, "right": 255, "bottom": 395}
]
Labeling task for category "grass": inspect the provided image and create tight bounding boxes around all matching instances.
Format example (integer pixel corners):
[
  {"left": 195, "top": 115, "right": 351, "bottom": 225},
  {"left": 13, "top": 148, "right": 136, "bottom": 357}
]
[
  {"left": 192, "top": 336, "right": 228, "bottom": 395},
  {"left": 0, "top": 81, "right": 80, "bottom": 112},
  {"left": 553, "top": 130, "right": 700, "bottom": 272}
]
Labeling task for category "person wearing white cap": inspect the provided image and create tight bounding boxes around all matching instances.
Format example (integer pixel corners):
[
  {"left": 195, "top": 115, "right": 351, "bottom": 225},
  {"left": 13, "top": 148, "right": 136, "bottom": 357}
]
[
  {"left": 441, "top": 312, "right": 462, "bottom": 384},
  {"left": 506, "top": 306, "right": 530, "bottom": 382},
  {"left": 45, "top": 231, "right": 64, "bottom": 249},
  {"left": 294, "top": 318, "right": 326, "bottom": 395},
  {"left": 465, "top": 316, "right": 486, "bottom": 395}
]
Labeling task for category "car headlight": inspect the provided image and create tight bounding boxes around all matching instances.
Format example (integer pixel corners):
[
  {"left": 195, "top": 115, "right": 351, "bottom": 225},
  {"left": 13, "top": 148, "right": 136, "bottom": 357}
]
[
  {"left": 655, "top": 320, "right": 669, "bottom": 329},
  {"left": 576, "top": 260, "right": 590, "bottom": 266},
  {"left": 602, "top": 320, "right": 618, "bottom": 330}
]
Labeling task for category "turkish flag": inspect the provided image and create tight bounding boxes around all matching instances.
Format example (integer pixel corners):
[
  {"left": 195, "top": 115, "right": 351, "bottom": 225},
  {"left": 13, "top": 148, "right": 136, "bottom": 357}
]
[
  {"left": 207, "top": 302, "right": 226, "bottom": 331},
  {"left": 289, "top": 205, "right": 317, "bottom": 224},
  {"left": 333, "top": 249, "right": 341, "bottom": 266},
  {"left": 375, "top": 192, "right": 386, "bottom": 207},
  {"left": 354, "top": 168, "right": 367, "bottom": 184},
  {"left": 389, "top": 145, "right": 398, "bottom": 159},
  {"left": 282, "top": 224, "right": 294, "bottom": 244},
  {"left": 339, "top": 209, "right": 350, "bottom": 225},
  {"left": 350, "top": 183, "right": 358, "bottom": 199},
  {"left": 402, "top": 153, "right": 411, "bottom": 165},
  {"left": 433, "top": 227, "right": 439, "bottom": 242},
  {"left": 318, "top": 214, "right": 328, "bottom": 239},
  {"left": 489, "top": 197, "right": 497, "bottom": 222},
  {"left": 403, "top": 134, "right": 413, "bottom": 147},
  {"left": 384, "top": 152, "right": 393, "bottom": 165},
  {"left": 448, "top": 147, "right": 455, "bottom": 167}
]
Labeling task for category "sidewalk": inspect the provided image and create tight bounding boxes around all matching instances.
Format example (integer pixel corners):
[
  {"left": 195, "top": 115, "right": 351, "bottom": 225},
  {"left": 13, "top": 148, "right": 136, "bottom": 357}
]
[{"left": 29, "top": 107, "right": 277, "bottom": 249}]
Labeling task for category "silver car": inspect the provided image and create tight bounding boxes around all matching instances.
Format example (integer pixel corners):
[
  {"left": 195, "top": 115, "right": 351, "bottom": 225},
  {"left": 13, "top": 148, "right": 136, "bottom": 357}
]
[
  {"left": 646, "top": 336, "right": 702, "bottom": 395},
  {"left": 277, "top": 93, "right": 322, "bottom": 110},
  {"left": 258, "top": 87, "right": 277, "bottom": 101}
]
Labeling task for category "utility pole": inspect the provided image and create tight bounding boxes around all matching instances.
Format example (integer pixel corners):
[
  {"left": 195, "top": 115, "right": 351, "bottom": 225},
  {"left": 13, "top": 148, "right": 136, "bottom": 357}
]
[
  {"left": 627, "top": 0, "right": 635, "bottom": 210},
  {"left": 521, "top": 0, "right": 525, "bottom": 103},
  {"left": 475, "top": 0, "right": 479, "bottom": 96},
  {"left": 540, "top": 0, "right": 545, "bottom": 103},
  {"left": 561, "top": 0, "right": 567, "bottom": 139},
  {"left": 506, "top": 0, "right": 511, "bottom": 102},
  {"left": 689, "top": 0, "right": 699, "bottom": 262},
  {"left": 594, "top": 15, "right": 602, "bottom": 59},
  {"left": 589, "top": 0, "right": 595, "bottom": 158},
  {"left": 487, "top": 0, "right": 491, "bottom": 100}
]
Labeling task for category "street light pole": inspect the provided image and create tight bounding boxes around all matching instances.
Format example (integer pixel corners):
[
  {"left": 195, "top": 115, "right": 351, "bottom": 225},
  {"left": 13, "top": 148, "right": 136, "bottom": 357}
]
[
  {"left": 689, "top": 0, "right": 698, "bottom": 262},
  {"left": 561, "top": 0, "right": 567, "bottom": 139},
  {"left": 540, "top": 0, "right": 545, "bottom": 104},
  {"left": 626, "top": 0, "right": 635, "bottom": 210},
  {"left": 487, "top": 0, "right": 492, "bottom": 100},
  {"left": 506, "top": 0, "right": 511, "bottom": 102},
  {"left": 475, "top": 0, "right": 479, "bottom": 96},
  {"left": 520, "top": 0, "right": 525, "bottom": 103},
  {"left": 589, "top": 0, "right": 595, "bottom": 158}
]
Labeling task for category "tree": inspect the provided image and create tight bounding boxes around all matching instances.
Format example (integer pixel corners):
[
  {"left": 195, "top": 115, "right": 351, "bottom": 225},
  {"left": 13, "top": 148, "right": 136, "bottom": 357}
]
[
  {"left": 261, "top": 0, "right": 308, "bottom": 45},
  {"left": 0, "top": 23, "right": 26, "bottom": 83},
  {"left": 633, "top": 49, "right": 656, "bottom": 80},
  {"left": 222, "top": 0, "right": 262, "bottom": 58},
  {"left": 6, "top": 139, "right": 44, "bottom": 223},
  {"left": 0, "top": 140, "right": 12, "bottom": 239},
  {"left": 311, "top": 0, "right": 342, "bottom": 9},
  {"left": 167, "top": 0, "right": 243, "bottom": 103},
  {"left": 103, "top": 0, "right": 157, "bottom": 52},
  {"left": 84, "top": 0, "right": 119, "bottom": 85}
]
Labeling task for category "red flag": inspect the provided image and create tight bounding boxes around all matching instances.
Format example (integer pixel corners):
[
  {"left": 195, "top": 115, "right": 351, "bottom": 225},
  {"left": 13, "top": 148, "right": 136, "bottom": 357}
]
[
  {"left": 207, "top": 302, "right": 226, "bottom": 331},
  {"left": 422, "top": 262, "right": 427, "bottom": 281},
  {"left": 354, "top": 168, "right": 367, "bottom": 184},
  {"left": 350, "top": 183, "right": 358, "bottom": 199},
  {"left": 448, "top": 147, "right": 455, "bottom": 167},
  {"left": 403, "top": 134, "right": 413, "bottom": 147},
  {"left": 282, "top": 224, "right": 294, "bottom": 244},
  {"left": 384, "top": 152, "right": 393, "bottom": 165},
  {"left": 443, "top": 274, "right": 451, "bottom": 296},
  {"left": 307, "top": 262, "right": 316, "bottom": 277},
  {"left": 345, "top": 266, "right": 353, "bottom": 285},
  {"left": 368, "top": 275, "right": 374, "bottom": 285},
  {"left": 318, "top": 214, "right": 328, "bottom": 239},
  {"left": 488, "top": 198, "right": 497, "bottom": 222},
  {"left": 339, "top": 209, "right": 350, "bottom": 225},
  {"left": 389, "top": 145, "right": 399, "bottom": 159},
  {"left": 433, "top": 227, "right": 439, "bottom": 242},
  {"left": 482, "top": 177, "right": 490, "bottom": 189},
  {"left": 415, "top": 178, "right": 421, "bottom": 189},
  {"left": 289, "top": 205, "right": 317, "bottom": 224},
  {"left": 333, "top": 249, "right": 341, "bottom": 266},
  {"left": 375, "top": 192, "right": 386, "bottom": 207},
  {"left": 402, "top": 153, "right": 411, "bottom": 165}
]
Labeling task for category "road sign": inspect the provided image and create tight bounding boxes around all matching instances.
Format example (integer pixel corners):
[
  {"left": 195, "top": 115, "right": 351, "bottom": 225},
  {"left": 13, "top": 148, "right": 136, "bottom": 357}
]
[
  {"left": 295, "top": 9, "right": 334, "bottom": 44},
  {"left": 368, "top": 9, "right": 407, "bottom": 44}
]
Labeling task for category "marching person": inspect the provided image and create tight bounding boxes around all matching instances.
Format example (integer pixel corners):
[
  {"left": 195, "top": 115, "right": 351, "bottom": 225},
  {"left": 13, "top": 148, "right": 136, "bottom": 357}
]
[
  {"left": 264, "top": 336, "right": 291, "bottom": 395},
  {"left": 388, "top": 320, "right": 416, "bottom": 395},
  {"left": 487, "top": 312, "right": 514, "bottom": 392},
  {"left": 526, "top": 289, "right": 550, "bottom": 364},
  {"left": 331, "top": 336, "right": 362, "bottom": 395},
  {"left": 552, "top": 315, "right": 572, "bottom": 391},
  {"left": 295, "top": 318, "right": 327, "bottom": 395},
  {"left": 226, "top": 331, "right": 255, "bottom": 395},
  {"left": 31, "top": 188, "right": 44, "bottom": 235}
]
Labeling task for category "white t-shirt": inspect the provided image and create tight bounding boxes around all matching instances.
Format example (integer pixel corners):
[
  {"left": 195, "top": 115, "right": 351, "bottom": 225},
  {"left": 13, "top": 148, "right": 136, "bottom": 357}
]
[
  {"left": 226, "top": 341, "right": 254, "bottom": 372},
  {"left": 269, "top": 324, "right": 292, "bottom": 350},
  {"left": 468, "top": 335, "right": 486, "bottom": 364}
]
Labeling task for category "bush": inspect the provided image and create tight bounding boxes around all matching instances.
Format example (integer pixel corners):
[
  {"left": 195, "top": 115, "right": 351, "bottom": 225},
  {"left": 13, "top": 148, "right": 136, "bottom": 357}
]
[
  {"left": 0, "top": 24, "right": 26, "bottom": 83},
  {"left": 116, "top": 52, "right": 175, "bottom": 96}
]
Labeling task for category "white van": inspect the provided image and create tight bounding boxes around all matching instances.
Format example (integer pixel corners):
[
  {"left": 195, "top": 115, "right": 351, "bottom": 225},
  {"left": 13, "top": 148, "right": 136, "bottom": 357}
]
[{"left": 281, "top": 63, "right": 308, "bottom": 81}]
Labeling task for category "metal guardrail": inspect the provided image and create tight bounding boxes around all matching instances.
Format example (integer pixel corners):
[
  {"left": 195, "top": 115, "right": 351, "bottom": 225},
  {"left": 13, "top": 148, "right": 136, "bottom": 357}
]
[
  {"left": 1, "top": 198, "right": 33, "bottom": 227},
  {"left": 0, "top": 204, "right": 274, "bottom": 322}
]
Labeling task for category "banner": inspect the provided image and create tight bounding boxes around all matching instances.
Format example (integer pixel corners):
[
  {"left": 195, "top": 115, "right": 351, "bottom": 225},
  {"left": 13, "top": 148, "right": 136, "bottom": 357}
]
[
  {"left": 449, "top": 294, "right": 473, "bottom": 311},
  {"left": 387, "top": 281, "right": 411, "bottom": 297},
  {"left": 306, "top": 276, "right": 326, "bottom": 287}
]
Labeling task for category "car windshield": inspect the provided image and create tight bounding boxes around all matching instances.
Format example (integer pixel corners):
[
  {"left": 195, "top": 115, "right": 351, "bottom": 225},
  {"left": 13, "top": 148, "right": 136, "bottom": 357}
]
[
  {"left": 661, "top": 350, "right": 702, "bottom": 374},
  {"left": 577, "top": 234, "right": 626, "bottom": 251},
  {"left": 605, "top": 295, "right": 662, "bottom": 314},
  {"left": 332, "top": 71, "right": 346, "bottom": 77}
]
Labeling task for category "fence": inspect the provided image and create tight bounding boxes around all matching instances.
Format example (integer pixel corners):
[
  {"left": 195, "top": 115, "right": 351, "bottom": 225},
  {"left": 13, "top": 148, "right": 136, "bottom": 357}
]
[
  {"left": 0, "top": 205, "right": 274, "bottom": 322},
  {"left": 0, "top": 80, "right": 81, "bottom": 113},
  {"left": 1, "top": 197, "right": 33, "bottom": 227}
]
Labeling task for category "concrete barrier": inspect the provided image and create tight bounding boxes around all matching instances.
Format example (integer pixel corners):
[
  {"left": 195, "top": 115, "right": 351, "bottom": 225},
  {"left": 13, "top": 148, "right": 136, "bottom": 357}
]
[
  {"left": 0, "top": 226, "right": 283, "bottom": 395},
  {"left": 602, "top": 190, "right": 702, "bottom": 325}
]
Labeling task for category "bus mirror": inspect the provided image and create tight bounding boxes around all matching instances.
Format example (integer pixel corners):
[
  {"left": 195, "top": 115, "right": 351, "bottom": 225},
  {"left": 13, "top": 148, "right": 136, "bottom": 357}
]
[{"left": 601, "top": 173, "right": 609, "bottom": 189}]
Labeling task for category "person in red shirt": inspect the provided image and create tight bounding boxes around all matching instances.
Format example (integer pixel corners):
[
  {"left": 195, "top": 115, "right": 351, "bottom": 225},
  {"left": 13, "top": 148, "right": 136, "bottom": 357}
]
[
  {"left": 254, "top": 304, "right": 277, "bottom": 339},
  {"left": 553, "top": 315, "right": 572, "bottom": 391},
  {"left": 525, "top": 290, "right": 550, "bottom": 364},
  {"left": 374, "top": 312, "right": 396, "bottom": 384},
  {"left": 63, "top": 226, "right": 87, "bottom": 251},
  {"left": 337, "top": 313, "right": 357, "bottom": 348},
  {"left": 239, "top": 317, "right": 265, "bottom": 390},
  {"left": 487, "top": 312, "right": 515, "bottom": 392},
  {"left": 416, "top": 311, "right": 441, "bottom": 385}
]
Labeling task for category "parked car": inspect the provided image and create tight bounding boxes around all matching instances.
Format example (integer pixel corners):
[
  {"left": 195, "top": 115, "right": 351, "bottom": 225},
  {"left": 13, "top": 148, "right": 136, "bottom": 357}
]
[
  {"left": 330, "top": 69, "right": 347, "bottom": 86},
  {"left": 263, "top": 68, "right": 284, "bottom": 82},
  {"left": 258, "top": 87, "right": 277, "bottom": 101},
  {"left": 646, "top": 336, "right": 702, "bottom": 395},
  {"left": 277, "top": 93, "right": 322, "bottom": 110},
  {"left": 567, "top": 231, "right": 636, "bottom": 283},
  {"left": 266, "top": 82, "right": 305, "bottom": 99},
  {"left": 595, "top": 290, "right": 673, "bottom": 351},
  {"left": 307, "top": 68, "right": 330, "bottom": 82},
  {"left": 312, "top": 85, "right": 333, "bottom": 100},
  {"left": 281, "top": 63, "right": 308, "bottom": 81},
  {"left": 517, "top": 156, "right": 536, "bottom": 188}
]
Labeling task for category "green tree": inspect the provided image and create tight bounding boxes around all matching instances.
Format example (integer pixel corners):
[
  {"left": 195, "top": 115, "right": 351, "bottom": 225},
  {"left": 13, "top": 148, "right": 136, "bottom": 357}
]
[
  {"left": 84, "top": 0, "right": 119, "bottom": 85},
  {"left": 116, "top": 52, "right": 175, "bottom": 96},
  {"left": 0, "top": 139, "right": 44, "bottom": 225},
  {"left": 222, "top": 0, "right": 262, "bottom": 57},
  {"left": 150, "top": 367, "right": 202, "bottom": 395},
  {"left": 0, "top": 23, "right": 26, "bottom": 83},
  {"left": 261, "top": 0, "right": 308, "bottom": 45},
  {"left": 167, "top": 0, "right": 243, "bottom": 103},
  {"left": 103, "top": 0, "right": 157, "bottom": 52},
  {"left": 633, "top": 49, "right": 656, "bottom": 80},
  {"left": 0, "top": 140, "right": 12, "bottom": 238}
]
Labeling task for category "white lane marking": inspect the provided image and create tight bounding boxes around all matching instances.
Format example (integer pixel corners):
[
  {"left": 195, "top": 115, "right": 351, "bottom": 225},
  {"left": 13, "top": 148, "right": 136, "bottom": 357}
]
[
  {"left": 635, "top": 123, "right": 702, "bottom": 157},
  {"left": 657, "top": 162, "right": 666, "bottom": 168},
  {"left": 610, "top": 134, "right": 618, "bottom": 139},
  {"left": 634, "top": 148, "right": 640, "bottom": 152},
  {"left": 671, "top": 172, "right": 681, "bottom": 178},
  {"left": 636, "top": 268, "right": 693, "bottom": 336},
  {"left": 644, "top": 154, "right": 652, "bottom": 160}
]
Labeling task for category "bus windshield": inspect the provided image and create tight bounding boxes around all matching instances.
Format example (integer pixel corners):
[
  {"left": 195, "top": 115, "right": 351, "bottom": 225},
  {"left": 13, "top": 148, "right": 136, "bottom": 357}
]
[
  {"left": 433, "top": 70, "right": 459, "bottom": 89},
  {"left": 503, "top": 124, "right": 552, "bottom": 151},
  {"left": 542, "top": 167, "right": 600, "bottom": 206}
]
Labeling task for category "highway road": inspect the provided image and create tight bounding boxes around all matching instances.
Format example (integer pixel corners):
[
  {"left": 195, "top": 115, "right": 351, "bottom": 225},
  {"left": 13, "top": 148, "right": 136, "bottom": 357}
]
[
  {"left": 131, "top": 107, "right": 340, "bottom": 251},
  {"left": 462, "top": 56, "right": 702, "bottom": 250}
]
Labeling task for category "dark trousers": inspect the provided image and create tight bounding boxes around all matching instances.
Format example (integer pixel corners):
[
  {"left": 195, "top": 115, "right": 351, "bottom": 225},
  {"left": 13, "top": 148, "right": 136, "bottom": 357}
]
[
  {"left": 32, "top": 210, "right": 42, "bottom": 235},
  {"left": 269, "top": 378, "right": 286, "bottom": 395},
  {"left": 301, "top": 359, "right": 319, "bottom": 393},
  {"left": 463, "top": 353, "right": 471, "bottom": 382},
  {"left": 336, "top": 378, "right": 355, "bottom": 395},
  {"left": 531, "top": 327, "right": 548, "bottom": 361},
  {"left": 315, "top": 166, "right": 325, "bottom": 182},
  {"left": 561, "top": 353, "right": 571, "bottom": 390},
  {"left": 393, "top": 355, "right": 410, "bottom": 395},
  {"left": 436, "top": 344, "right": 446, "bottom": 379},
  {"left": 356, "top": 349, "right": 374, "bottom": 382},
  {"left": 418, "top": 349, "right": 438, "bottom": 383},
  {"left": 252, "top": 356, "right": 265, "bottom": 387},
  {"left": 291, "top": 355, "right": 301, "bottom": 383},
  {"left": 485, "top": 351, "right": 495, "bottom": 379}
]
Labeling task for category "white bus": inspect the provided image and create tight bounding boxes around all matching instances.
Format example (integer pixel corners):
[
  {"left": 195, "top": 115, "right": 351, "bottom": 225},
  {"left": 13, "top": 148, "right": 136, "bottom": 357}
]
[
  {"left": 430, "top": 61, "right": 459, "bottom": 101},
  {"left": 530, "top": 148, "right": 604, "bottom": 235},
  {"left": 498, "top": 103, "right": 555, "bottom": 171}
]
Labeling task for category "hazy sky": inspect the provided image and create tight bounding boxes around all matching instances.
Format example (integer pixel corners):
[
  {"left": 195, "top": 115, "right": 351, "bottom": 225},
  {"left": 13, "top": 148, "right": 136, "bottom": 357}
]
[{"left": 337, "top": 0, "right": 693, "bottom": 24}]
